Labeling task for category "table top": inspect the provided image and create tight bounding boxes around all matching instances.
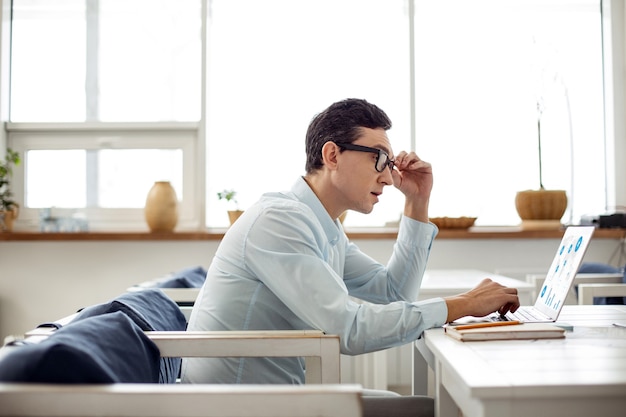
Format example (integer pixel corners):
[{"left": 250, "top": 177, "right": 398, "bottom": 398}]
[
  {"left": 419, "top": 269, "right": 534, "bottom": 297},
  {"left": 422, "top": 305, "right": 626, "bottom": 397},
  {"left": 148, "top": 269, "right": 535, "bottom": 302}
]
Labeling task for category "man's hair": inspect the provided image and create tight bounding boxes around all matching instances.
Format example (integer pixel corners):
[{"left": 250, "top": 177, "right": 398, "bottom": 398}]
[{"left": 305, "top": 98, "right": 392, "bottom": 173}]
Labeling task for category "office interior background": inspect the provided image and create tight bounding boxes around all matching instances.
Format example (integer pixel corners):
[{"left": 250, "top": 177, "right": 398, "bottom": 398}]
[{"left": 1, "top": 0, "right": 625, "bottom": 390}]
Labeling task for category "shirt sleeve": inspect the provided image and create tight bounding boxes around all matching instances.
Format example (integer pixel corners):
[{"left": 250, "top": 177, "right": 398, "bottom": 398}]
[
  {"left": 342, "top": 215, "right": 438, "bottom": 304},
  {"left": 242, "top": 207, "right": 448, "bottom": 355}
]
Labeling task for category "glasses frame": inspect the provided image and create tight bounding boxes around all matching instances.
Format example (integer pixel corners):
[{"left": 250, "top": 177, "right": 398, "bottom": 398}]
[{"left": 334, "top": 142, "right": 395, "bottom": 173}]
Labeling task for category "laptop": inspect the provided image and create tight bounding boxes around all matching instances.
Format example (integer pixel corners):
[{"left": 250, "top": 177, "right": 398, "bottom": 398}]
[{"left": 491, "top": 226, "right": 595, "bottom": 323}]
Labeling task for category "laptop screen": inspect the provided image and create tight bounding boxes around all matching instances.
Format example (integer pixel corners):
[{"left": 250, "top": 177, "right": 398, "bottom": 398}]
[{"left": 533, "top": 226, "right": 595, "bottom": 318}]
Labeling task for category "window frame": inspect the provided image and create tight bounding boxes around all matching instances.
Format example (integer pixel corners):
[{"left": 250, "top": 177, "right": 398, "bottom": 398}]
[{"left": 6, "top": 122, "right": 204, "bottom": 231}]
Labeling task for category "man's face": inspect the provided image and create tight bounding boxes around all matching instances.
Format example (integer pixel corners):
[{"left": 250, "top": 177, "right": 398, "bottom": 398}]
[{"left": 335, "top": 127, "right": 395, "bottom": 214}]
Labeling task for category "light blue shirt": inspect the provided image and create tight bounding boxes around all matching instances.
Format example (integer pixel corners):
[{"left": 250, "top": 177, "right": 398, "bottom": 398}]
[{"left": 181, "top": 177, "right": 446, "bottom": 384}]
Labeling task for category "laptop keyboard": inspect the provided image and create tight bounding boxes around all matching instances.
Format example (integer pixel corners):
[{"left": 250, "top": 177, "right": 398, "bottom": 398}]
[
  {"left": 494, "top": 307, "right": 545, "bottom": 322},
  {"left": 505, "top": 307, "right": 545, "bottom": 321}
]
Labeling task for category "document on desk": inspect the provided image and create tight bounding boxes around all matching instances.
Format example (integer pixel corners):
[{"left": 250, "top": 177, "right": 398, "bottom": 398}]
[{"left": 444, "top": 322, "right": 565, "bottom": 341}]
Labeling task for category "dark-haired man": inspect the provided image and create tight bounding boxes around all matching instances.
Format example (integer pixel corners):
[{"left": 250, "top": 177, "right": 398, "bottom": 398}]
[{"left": 182, "top": 98, "right": 519, "bottom": 416}]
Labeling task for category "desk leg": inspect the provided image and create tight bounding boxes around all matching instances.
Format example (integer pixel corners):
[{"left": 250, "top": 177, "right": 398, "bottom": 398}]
[
  {"left": 434, "top": 360, "right": 460, "bottom": 417},
  {"left": 412, "top": 339, "right": 432, "bottom": 395}
]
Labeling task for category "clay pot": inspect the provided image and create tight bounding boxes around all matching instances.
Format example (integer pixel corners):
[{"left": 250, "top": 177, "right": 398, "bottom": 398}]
[
  {"left": 227, "top": 210, "right": 244, "bottom": 225},
  {"left": 515, "top": 189, "right": 568, "bottom": 220},
  {"left": 144, "top": 181, "right": 178, "bottom": 232}
]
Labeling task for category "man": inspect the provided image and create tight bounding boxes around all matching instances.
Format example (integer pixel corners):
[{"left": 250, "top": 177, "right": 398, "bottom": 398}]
[{"left": 182, "top": 99, "right": 519, "bottom": 413}]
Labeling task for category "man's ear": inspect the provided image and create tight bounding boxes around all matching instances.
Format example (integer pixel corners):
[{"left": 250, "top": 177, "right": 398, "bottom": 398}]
[{"left": 321, "top": 141, "right": 340, "bottom": 171}]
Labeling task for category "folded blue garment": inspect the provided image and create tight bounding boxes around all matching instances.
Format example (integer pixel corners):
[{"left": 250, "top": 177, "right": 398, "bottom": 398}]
[
  {"left": 73, "top": 288, "right": 187, "bottom": 383},
  {"left": 0, "top": 312, "right": 160, "bottom": 383},
  {"left": 156, "top": 266, "right": 207, "bottom": 288}
]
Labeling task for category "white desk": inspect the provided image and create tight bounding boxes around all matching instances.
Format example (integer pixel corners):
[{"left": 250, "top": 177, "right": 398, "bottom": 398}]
[
  {"left": 355, "top": 269, "right": 533, "bottom": 390},
  {"left": 413, "top": 305, "right": 626, "bottom": 417},
  {"left": 418, "top": 270, "right": 534, "bottom": 304}
]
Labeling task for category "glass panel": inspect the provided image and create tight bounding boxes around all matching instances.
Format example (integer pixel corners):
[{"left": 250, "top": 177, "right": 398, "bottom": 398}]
[
  {"left": 98, "top": 149, "right": 183, "bottom": 208},
  {"left": 26, "top": 150, "right": 87, "bottom": 208},
  {"left": 98, "top": 0, "right": 202, "bottom": 122},
  {"left": 205, "top": 0, "right": 411, "bottom": 227},
  {"left": 10, "top": 0, "right": 202, "bottom": 122},
  {"left": 10, "top": 0, "right": 86, "bottom": 122},
  {"left": 25, "top": 149, "right": 182, "bottom": 209}
]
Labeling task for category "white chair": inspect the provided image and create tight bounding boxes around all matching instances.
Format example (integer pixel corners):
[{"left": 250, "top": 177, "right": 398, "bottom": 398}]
[
  {"left": 149, "top": 330, "right": 340, "bottom": 384},
  {"left": 2, "top": 308, "right": 357, "bottom": 417},
  {"left": 526, "top": 273, "right": 623, "bottom": 305},
  {"left": 127, "top": 282, "right": 345, "bottom": 384},
  {"left": 23, "top": 315, "right": 341, "bottom": 385},
  {"left": 159, "top": 287, "right": 201, "bottom": 305},
  {"left": 0, "top": 383, "right": 363, "bottom": 417},
  {"left": 126, "top": 285, "right": 201, "bottom": 306},
  {"left": 577, "top": 283, "right": 626, "bottom": 305}
]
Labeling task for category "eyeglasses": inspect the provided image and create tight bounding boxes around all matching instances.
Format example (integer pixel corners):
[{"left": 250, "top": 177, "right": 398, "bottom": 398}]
[{"left": 334, "top": 142, "right": 395, "bottom": 173}]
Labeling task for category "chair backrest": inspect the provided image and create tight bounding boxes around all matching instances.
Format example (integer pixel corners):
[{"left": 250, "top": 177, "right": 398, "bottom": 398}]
[
  {"left": 147, "top": 330, "right": 340, "bottom": 384},
  {"left": 577, "top": 284, "right": 626, "bottom": 305},
  {"left": 0, "top": 383, "right": 363, "bottom": 417},
  {"left": 126, "top": 275, "right": 340, "bottom": 383},
  {"left": 127, "top": 266, "right": 206, "bottom": 306},
  {"left": 527, "top": 273, "right": 623, "bottom": 305},
  {"left": 156, "top": 288, "right": 201, "bottom": 305},
  {"left": 8, "top": 291, "right": 341, "bottom": 385}
]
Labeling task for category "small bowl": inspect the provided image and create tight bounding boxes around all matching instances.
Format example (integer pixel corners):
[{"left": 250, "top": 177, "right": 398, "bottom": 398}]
[{"left": 429, "top": 216, "right": 477, "bottom": 229}]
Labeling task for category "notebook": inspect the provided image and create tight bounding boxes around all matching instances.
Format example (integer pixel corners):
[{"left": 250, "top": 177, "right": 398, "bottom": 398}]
[
  {"left": 491, "top": 226, "right": 595, "bottom": 323},
  {"left": 444, "top": 322, "right": 566, "bottom": 341}
]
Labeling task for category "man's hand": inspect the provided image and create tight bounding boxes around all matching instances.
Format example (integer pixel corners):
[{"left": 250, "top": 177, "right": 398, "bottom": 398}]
[
  {"left": 391, "top": 151, "right": 433, "bottom": 222},
  {"left": 443, "top": 279, "right": 521, "bottom": 323}
]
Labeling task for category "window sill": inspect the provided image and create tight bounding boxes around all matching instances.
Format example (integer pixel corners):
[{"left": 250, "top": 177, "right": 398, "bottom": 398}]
[{"left": 1, "top": 227, "right": 624, "bottom": 241}]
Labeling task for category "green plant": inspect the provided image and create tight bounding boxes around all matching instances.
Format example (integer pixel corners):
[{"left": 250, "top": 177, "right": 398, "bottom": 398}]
[
  {"left": 217, "top": 189, "right": 239, "bottom": 209},
  {"left": 0, "top": 148, "right": 20, "bottom": 211}
]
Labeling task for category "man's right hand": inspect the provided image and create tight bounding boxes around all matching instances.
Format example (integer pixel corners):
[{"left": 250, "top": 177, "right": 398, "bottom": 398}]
[{"left": 443, "top": 278, "right": 521, "bottom": 323}]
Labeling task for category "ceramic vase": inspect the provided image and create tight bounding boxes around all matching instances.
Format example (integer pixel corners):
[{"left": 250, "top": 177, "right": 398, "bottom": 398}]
[
  {"left": 0, "top": 205, "right": 19, "bottom": 232},
  {"left": 144, "top": 181, "right": 178, "bottom": 232}
]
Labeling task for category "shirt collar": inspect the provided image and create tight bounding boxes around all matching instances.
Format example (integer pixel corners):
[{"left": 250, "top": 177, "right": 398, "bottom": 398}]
[{"left": 292, "top": 177, "right": 342, "bottom": 245}]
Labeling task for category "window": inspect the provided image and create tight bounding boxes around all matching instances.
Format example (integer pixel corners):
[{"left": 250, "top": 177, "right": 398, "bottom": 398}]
[
  {"left": 412, "top": 0, "right": 606, "bottom": 226},
  {"left": 204, "top": 0, "right": 606, "bottom": 228},
  {"left": 10, "top": 0, "right": 201, "bottom": 122},
  {"left": 9, "top": 125, "right": 199, "bottom": 230},
  {"left": 5, "top": 0, "right": 613, "bottom": 230},
  {"left": 8, "top": 0, "right": 202, "bottom": 230},
  {"left": 204, "top": 0, "right": 411, "bottom": 227}
]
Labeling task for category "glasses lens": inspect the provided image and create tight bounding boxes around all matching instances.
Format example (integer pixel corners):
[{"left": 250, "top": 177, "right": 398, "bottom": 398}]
[{"left": 376, "top": 151, "right": 390, "bottom": 172}]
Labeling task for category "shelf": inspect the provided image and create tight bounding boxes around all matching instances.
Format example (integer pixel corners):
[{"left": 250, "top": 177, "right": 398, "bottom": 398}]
[{"left": 1, "top": 227, "right": 624, "bottom": 241}]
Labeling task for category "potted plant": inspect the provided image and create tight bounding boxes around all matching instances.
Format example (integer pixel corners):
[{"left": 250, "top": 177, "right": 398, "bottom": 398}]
[
  {"left": 514, "top": 98, "right": 568, "bottom": 227},
  {"left": 514, "top": 51, "right": 569, "bottom": 229},
  {"left": 217, "top": 189, "right": 244, "bottom": 225},
  {"left": 0, "top": 148, "right": 21, "bottom": 232}
]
